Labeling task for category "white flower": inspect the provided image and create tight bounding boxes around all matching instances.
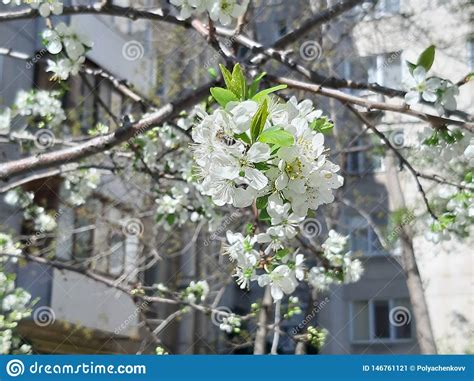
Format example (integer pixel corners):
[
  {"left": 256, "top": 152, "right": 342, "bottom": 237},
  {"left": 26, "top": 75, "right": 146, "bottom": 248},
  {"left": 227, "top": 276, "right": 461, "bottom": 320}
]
[
  {"left": 225, "top": 231, "right": 259, "bottom": 268},
  {"left": 185, "top": 280, "right": 209, "bottom": 303},
  {"left": 170, "top": 0, "right": 206, "bottom": 19},
  {"left": 464, "top": 138, "right": 474, "bottom": 167},
  {"left": 208, "top": 0, "right": 249, "bottom": 26},
  {"left": 2, "top": 0, "right": 22, "bottom": 5},
  {"left": 29, "top": 0, "right": 64, "bottom": 17},
  {"left": 0, "top": 108, "right": 11, "bottom": 133},
  {"left": 256, "top": 226, "right": 286, "bottom": 254},
  {"left": 34, "top": 213, "right": 57, "bottom": 232},
  {"left": 424, "top": 229, "right": 451, "bottom": 243},
  {"left": 287, "top": 251, "right": 305, "bottom": 281},
  {"left": 219, "top": 314, "right": 241, "bottom": 333},
  {"left": 0, "top": 233, "right": 21, "bottom": 257},
  {"left": 42, "top": 23, "right": 91, "bottom": 80},
  {"left": 343, "top": 257, "right": 363, "bottom": 283},
  {"left": 435, "top": 82, "right": 459, "bottom": 114},
  {"left": 267, "top": 200, "right": 304, "bottom": 238},
  {"left": 308, "top": 266, "right": 333, "bottom": 291},
  {"left": 15, "top": 89, "right": 66, "bottom": 127},
  {"left": 226, "top": 100, "right": 259, "bottom": 133},
  {"left": 257, "top": 265, "right": 298, "bottom": 301},
  {"left": 236, "top": 142, "right": 271, "bottom": 190},
  {"left": 404, "top": 66, "right": 441, "bottom": 105}
]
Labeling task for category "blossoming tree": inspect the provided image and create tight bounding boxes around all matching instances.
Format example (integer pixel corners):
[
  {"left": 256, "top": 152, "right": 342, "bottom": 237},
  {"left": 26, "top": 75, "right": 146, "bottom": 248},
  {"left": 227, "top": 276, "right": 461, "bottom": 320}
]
[{"left": 0, "top": 0, "right": 472, "bottom": 354}]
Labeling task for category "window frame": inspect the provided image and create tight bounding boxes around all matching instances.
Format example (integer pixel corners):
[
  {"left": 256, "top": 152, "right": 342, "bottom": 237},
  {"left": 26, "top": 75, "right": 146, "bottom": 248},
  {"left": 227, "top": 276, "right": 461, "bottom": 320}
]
[
  {"left": 347, "top": 215, "right": 388, "bottom": 256},
  {"left": 349, "top": 299, "right": 413, "bottom": 344},
  {"left": 346, "top": 137, "right": 385, "bottom": 175}
]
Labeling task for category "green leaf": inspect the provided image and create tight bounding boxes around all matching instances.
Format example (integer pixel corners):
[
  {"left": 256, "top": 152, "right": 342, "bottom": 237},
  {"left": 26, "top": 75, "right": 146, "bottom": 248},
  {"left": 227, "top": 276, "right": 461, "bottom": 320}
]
[
  {"left": 166, "top": 214, "right": 176, "bottom": 225},
  {"left": 248, "top": 72, "right": 267, "bottom": 98},
  {"left": 208, "top": 67, "right": 218, "bottom": 79},
  {"left": 210, "top": 87, "right": 238, "bottom": 107},
  {"left": 256, "top": 195, "right": 269, "bottom": 210},
  {"left": 464, "top": 171, "right": 473, "bottom": 184},
  {"left": 258, "top": 208, "right": 271, "bottom": 222},
  {"left": 406, "top": 60, "right": 417, "bottom": 74},
  {"left": 423, "top": 131, "right": 439, "bottom": 146},
  {"left": 309, "top": 116, "right": 334, "bottom": 134},
  {"left": 275, "top": 248, "right": 290, "bottom": 260},
  {"left": 252, "top": 84, "right": 287, "bottom": 102},
  {"left": 231, "top": 63, "right": 247, "bottom": 99},
  {"left": 235, "top": 132, "right": 251, "bottom": 145},
  {"left": 219, "top": 64, "right": 233, "bottom": 90},
  {"left": 250, "top": 99, "right": 268, "bottom": 143},
  {"left": 254, "top": 162, "right": 270, "bottom": 171},
  {"left": 258, "top": 127, "right": 294, "bottom": 147},
  {"left": 416, "top": 45, "right": 435, "bottom": 72}
]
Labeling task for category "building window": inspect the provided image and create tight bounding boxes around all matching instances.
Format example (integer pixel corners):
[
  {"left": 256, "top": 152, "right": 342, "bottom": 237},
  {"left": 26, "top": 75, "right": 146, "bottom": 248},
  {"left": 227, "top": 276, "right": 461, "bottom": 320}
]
[
  {"left": 347, "top": 216, "right": 388, "bottom": 256},
  {"left": 350, "top": 299, "right": 412, "bottom": 343},
  {"left": 346, "top": 137, "right": 384, "bottom": 175},
  {"left": 275, "top": 19, "right": 287, "bottom": 37},
  {"left": 70, "top": 198, "right": 140, "bottom": 280},
  {"left": 343, "top": 53, "right": 402, "bottom": 94}
]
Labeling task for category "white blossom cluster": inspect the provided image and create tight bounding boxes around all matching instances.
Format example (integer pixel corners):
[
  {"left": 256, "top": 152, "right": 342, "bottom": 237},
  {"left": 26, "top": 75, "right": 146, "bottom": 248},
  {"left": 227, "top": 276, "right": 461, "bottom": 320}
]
[
  {"left": 191, "top": 95, "right": 343, "bottom": 217},
  {"left": 404, "top": 66, "right": 459, "bottom": 115},
  {"left": 0, "top": 89, "right": 65, "bottom": 134},
  {"left": 15, "top": 89, "right": 66, "bottom": 128},
  {"left": 224, "top": 227, "right": 363, "bottom": 301},
  {"left": 190, "top": 64, "right": 358, "bottom": 302},
  {"left": 5, "top": 189, "right": 57, "bottom": 232},
  {"left": 308, "top": 230, "right": 363, "bottom": 290},
  {"left": 183, "top": 280, "right": 209, "bottom": 303},
  {"left": 0, "top": 233, "right": 33, "bottom": 354},
  {"left": 410, "top": 128, "right": 473, "bottom": 243},
  {"left": 43, "top": 22, "right": 93, "bottom": 80},
  {"left": 2, "top": 0, "right": 63, "bottom": 17},
  {"left": 63, "top": 168, "right": 101, "bottom": 206},
  {"left": 219, "top": 313, "right": 241, "bottom": 334},
  {"left": 170, "top": 0, "right": 249, "bottom": 25}
]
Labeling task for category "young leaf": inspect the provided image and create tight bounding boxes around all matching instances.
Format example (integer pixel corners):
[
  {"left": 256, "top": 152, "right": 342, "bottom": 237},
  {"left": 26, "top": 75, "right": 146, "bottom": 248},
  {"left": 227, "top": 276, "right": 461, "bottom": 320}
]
[
  {"left": 250, "top": 99, "right": 268, "bottom": 142},
  {"left": 309, "top": 116, "right": 334, "bottom": 134},
  {"left": 406, "top": 60, "right": 417, "bottom": 74},
  {"left": 248, "top": 72, "right": 267, "bottom": 98},
  {"left": 208, "top": 67, "right": 218, "bottom": 79},
  {"left": 252, "top": 84, "right": 287, "bottom": 102},
  {"left": 219, "top": 64, "right": 234, "bottom": 90},
  {"left": 210, "top": 87, "right": 238, "bottom": 107},
  {"left": 416, "top": 45, "right": 435, "bottom": 72},
  {"left": 256, "top": 195, "right": 269, "bottom": 210},
  {"left": 235, "top": 132, "right": 251, "bottom": 145},
  {"left": 231, "top": 63, "right": 247, "bottom": 99},
  {"left": 258, "top": 208, "right": 271, "bottom": 222},
  {"left": 258, "top": 127, "right": 294, "bottom": 147}
]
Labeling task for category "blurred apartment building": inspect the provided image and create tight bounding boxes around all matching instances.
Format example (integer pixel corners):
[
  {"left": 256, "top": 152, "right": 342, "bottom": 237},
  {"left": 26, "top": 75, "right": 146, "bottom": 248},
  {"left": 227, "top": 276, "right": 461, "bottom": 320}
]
[{"left": 0, "top": 0, "right": 160, "bottom": 353}]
